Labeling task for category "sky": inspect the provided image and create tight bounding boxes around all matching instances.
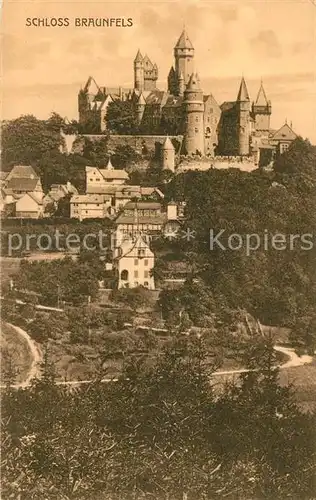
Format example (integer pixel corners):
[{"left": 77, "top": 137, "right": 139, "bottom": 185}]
[{"left": 2, "top": 0, "right": 316, "bottom": 142}]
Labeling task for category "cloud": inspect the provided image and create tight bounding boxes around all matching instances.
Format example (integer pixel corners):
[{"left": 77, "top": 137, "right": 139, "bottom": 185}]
[{"left": 251, "top": 30, "right": 282, "bottom": 59}]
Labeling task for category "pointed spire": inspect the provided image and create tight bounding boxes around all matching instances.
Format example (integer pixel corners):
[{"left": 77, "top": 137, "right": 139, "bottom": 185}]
[
  {"left": 186, "top": 72, "right": 202, "bottom": 91},
  {"left": 237, "top": 76, "right": 250, "bottom": 101},
  {"left": 106, "top": 157, "right": 114, "bottom": 170},
  {"left": 137, "top": 92, "right": 146, "bottom": 105},
  {"left": 162, "top": 136, "right": 175, "bottom": 151},
  {"left": 255, "top": 81, "right": 268, "bottom": 106},
  {"left": 134, "top": 49, "right": 143, "bottom": 63},
  {"left": 175, "top": 29, "right": 194, "bottom": 49}
]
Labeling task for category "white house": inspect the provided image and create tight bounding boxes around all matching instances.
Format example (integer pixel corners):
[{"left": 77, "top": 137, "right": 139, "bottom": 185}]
[
  {"left": 70, "top": 194, "right": 111, "bottom": 220},
  {"left": 15, "top": 192, "right": 44, "bottom": 219},
  {"left": 86, "top": 159, "right": 129, "bottom": 193},
  {"left": 114, "top": 234, "right": 155, "bottom": 289}
]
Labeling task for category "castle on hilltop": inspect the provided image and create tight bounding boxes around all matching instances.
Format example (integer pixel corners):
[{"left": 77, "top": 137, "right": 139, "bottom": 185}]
[{"left": 78, "top": 29, "right": 297, "bottom": 165}]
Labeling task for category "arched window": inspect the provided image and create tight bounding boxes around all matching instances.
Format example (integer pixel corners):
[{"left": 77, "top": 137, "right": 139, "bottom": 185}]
[
  {"left": 206, "top": 126, "right": 211, "bottom": 134},
  {"left": 121, "top": 269, "right": 128, "bottom": 281}
]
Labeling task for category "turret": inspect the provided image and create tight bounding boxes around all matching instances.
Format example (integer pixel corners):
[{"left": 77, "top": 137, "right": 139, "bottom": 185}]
[
  {"left": 174, "top": 29, "right": 195, "bottom": 87},
  {"left": 136, "top": 92, "right": 146, "bottom": 125},
  {"left": 178, "top": 71, "right": 184, "bottom": 96},
  {"left": 236, "top": 76, "right": 250, "bottom": 155},
  {"left": 134, "top": 50, "right": 144, "bottom": 91},
  {"left": 252, "top": 81, "right": 272, "bottom": 132},
  {"left": 143, "top": 54, "right": 158, "bottom": 91},
  {"left": 162, "top": 136, "right": 175, "bottom": 172},
  {"left": 183, "top": 73, "right": 205, "bottom": 155}
]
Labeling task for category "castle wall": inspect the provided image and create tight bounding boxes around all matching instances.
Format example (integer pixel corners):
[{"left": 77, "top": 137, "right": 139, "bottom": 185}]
[
  {"left": 107, "top": 135, "right": 183, "bottom": 154},
  {"left": 177, "top": 156, "right": 257, "bottom": 173}
]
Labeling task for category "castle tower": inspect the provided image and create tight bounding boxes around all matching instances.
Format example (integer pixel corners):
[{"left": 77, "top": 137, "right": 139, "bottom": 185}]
[
  {"left": 236, "top": 76, "right": 251, "bottom": 156},
  {"left": 183, "top": 73, "right": 205, "bottom": 156},
  {"left": 136, "top": 93, "right": 146, "bottom": 125},
  {"left": 162, "top": 136, "right": 175, "bottom": 171},
  {"left": 143, "top": 55, "right": 158, "bottom": 91},
  {"left": 134, "top": 50, "right": 144, "bottom": 91},
  {"left": 178, "top": 71, "right": 185, "bottom": 97},
  {"left": 174, "top": 29, "right": 195, "bottom": 88},
  {"left": 252, "top": 81, "right": 272, "bottom": 132}
]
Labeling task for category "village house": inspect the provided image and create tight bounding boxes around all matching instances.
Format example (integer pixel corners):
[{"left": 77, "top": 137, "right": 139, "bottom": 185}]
[
  {"left": 15, "top": 192, "right": 44, "bottom": 219},
  {"left": 86, "top": 159, "right": 129, "bottom": 193},
  {"left": 70, "top": 194, "right": 111, "bottom": 220},
  {"left": 43, "top": 181, "right": 78, "bottom": 211},
  {"left": 114, "top": 233, "right": 155, "bottom": 289}
]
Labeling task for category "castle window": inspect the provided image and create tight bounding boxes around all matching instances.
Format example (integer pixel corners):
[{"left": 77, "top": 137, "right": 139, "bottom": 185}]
[
  {"left": 144, "top": 281, "right": 149, "bottom": 287},
  {"left": 134, "top": 259, "right": 138, "bottom": 265},
  {"left": 134, "top": 270, "right": 139, "bottom": 278},
  {"left": 196, "top": 117, "right": 199, "bottom": 122},
  {"left": 144, "top": 259, "right": 148, "bottom": 266},
  {"left": 138, "top": 249, "right": 145, "bottom": 258},
  {"left": 195, "top": 128, "right": 199, "bottom": 133}
]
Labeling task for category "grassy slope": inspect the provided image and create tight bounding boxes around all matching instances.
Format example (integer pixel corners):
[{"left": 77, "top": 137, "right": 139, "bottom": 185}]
[{"left": 0, "top": 322, "right": 33, "bottom": 383}]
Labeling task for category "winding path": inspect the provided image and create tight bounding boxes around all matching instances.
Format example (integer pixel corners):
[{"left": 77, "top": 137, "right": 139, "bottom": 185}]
[
  {"left": 0, "top": 324, "right": 313, "bottom": 388},
  {"left": 1, "top": 323, "right": 42, "bottom": 389}
]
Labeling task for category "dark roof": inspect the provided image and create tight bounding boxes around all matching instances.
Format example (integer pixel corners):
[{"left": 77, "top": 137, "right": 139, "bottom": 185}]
[
  {"left": 8, "top": 165, "right": 38, "bottom": 179},
  {"left": 123, "top": 201, "right": 162, "bottom": 210},
  {"left": 220, "top": 101, "right": 236, "bottom": 112},
  {"left": 6, "top": 177, "right": 39, "bottom": 191}
]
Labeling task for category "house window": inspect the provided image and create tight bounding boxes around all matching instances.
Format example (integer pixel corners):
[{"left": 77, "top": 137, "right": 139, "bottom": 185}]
[
  {"left": 138, "top": 249, "right": 145, "bottom": 258},
  {"left": 144, "top": 281, "right": 149, "bottom": 287},
  {"left": 134, "top": 259, "right": 138, "bottom": 265},
  {"left": 144, "top": 271, "right": 149, "bottom": 278},
  {"left": 144, "top": 259, "right": 148, "bottom": 266},
  {"left": 134, "top": 270, "right": 138, "bottom": 278},
  {"left": 121, "top": 269, "right": 128, "bottom": 281}
]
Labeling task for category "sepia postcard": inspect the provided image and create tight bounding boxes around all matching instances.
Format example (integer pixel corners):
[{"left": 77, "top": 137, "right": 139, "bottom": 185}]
[{"left": 1, "top": 0, "right": 316, "bottom": 498}]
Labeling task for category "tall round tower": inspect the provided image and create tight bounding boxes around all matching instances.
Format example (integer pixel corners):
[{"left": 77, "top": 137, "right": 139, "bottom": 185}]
[
  {"left": 134, "top": 50, "right": 144, "bottom": 92},
  {"left": 236, "top": 77, "right": 251, "bottom": 156},
  {"left": 183, "top": 73, "right": 205, "bottom": 156},
  {"left": 136, "top": 93, "right": 146, "bottom": 125},
  {"left": 162, "top": 136, "right": 175, "bottom": 172},
  {"left": 174, "top": 29, "right": 195, "bottom": 87}
]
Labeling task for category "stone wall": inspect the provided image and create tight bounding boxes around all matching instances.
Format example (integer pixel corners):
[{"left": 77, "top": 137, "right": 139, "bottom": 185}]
[{"left": 177, "top": 155, "right": 257, "bottom": 173}]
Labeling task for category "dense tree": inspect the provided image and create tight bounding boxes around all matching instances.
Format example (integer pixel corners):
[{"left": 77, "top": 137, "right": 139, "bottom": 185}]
[
  {"left": 106, "top": 99, "right": 138, "bottom": 134},
  {"left": 1, "top": 335, "right": 315, "bottom": 499},
  {"left": 2, "top": 115, "right": 64, "bottom": 170}
]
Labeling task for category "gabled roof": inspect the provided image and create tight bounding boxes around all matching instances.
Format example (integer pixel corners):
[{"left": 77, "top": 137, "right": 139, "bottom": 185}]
[
  {"left": 140, "top": 187, "right": 164, "bottom": 198},
  {"left": 175, "top": 29, "right": 194, "bottom": 50},
  {"left": 118, "top": 233, "right": 153, "bottom": 259},
  {"left": 71, "top": 194, "right": 110, "bottom": 204},
  {"left": 6, "top": 177, "right": 39, "bottom": 192},
  {"left": 237, "top": 77, "right": 250, "bottom": 101},
  {"left": 270, "top": 123, "right": 297, "bottom": 141},
  {"left": 99, "top": 168, "right": 129, "bottom": 180},
  {"left": 255, "top": 82, "right": 269, "bottom": 106},
  {"left": 7, "top": 165, "right": 39, "bottom": 180}
]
